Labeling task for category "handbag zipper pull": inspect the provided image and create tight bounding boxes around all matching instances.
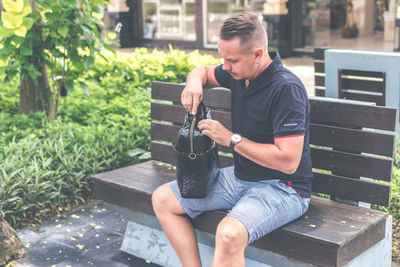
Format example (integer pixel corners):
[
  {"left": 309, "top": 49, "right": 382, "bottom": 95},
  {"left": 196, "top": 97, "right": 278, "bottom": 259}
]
[{"left": 189, "top": 116, "right": 197, "bottom": 160}]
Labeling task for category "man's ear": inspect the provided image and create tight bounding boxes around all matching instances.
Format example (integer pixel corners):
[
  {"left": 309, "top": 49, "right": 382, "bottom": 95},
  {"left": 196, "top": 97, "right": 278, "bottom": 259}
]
[{"left": 254, "top": 47, "right": 264, "bottom": 60}]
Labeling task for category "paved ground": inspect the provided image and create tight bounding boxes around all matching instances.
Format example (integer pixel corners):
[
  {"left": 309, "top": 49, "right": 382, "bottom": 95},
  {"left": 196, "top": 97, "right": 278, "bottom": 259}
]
[
  {"left": 15, "top": 199, "right": 400, "bottom": 267},
  {"left": 15, "top": 201, "right": 160, "bottom": 267}
]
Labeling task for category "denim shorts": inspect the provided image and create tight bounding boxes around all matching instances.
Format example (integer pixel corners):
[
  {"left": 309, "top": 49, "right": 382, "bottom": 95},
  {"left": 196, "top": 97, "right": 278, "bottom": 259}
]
[{"left": 169, "top": 166, "right": 310, "bottom": 244}]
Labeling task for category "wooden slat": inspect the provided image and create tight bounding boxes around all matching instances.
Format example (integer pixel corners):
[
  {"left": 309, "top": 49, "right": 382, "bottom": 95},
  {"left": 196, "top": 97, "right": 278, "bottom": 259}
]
[
  {"left": 315, "top": 88, "right": 325, "bottom": 97},
  {"left": 341, "top": 69, "right": 385, "bottom": 78},
  {"left": 340, "top": 78, "right": 384, "bottom": 93},
  {"left": 311, "top": 147, "right": 392, "bottom": 181},
  {"left": 151, "top": 141, "right": 234, "bottom": 167},
  {"left": 314, "top": 47, "right": 327, "bottom": 60},
  {"left": 310, "top": 123, "right": 394, "bottom": 157},
  {"left": 315, "top": 75, "right": 325, "bottom": 87},
  {"left": 151, "top": 102, "right": 232, "bottom": 129},
  {"left": 314, "top": 61, "right": 325, "bottom": 73},
  {"left": 152, "top": 81, "right": 231, "bottom": 110},
  {"left": 312, "top": 172, "right": 391, "bottom": 206},
  {"left": 341, "top": 92, "right": 385, "bottom": 106},
  {"left": 309, "top": 97, "right": 397, "bottom": 131},
  {"left": 151, "top": 122, "right": 232, "bottom": 154}
]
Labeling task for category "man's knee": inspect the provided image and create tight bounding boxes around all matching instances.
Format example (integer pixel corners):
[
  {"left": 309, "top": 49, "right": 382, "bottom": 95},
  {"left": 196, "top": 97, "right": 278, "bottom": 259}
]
[
  {"left": 215, "top": 217, "right": 248, "bottom": 254},
  {"left": 152, "top": 183, "right": 184, "bottom": 216}
]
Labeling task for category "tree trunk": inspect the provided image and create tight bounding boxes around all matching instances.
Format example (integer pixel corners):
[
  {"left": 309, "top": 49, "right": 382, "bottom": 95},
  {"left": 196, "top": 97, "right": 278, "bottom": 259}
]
[
  {"left": 19, "top": 60, "right": 53, "bottom": 118},
  {"left": 20, "top": 1, "right": 57, "bottom": 119},
  {"left": 0, "top": 213, "right": 26, "bottom": 266}
]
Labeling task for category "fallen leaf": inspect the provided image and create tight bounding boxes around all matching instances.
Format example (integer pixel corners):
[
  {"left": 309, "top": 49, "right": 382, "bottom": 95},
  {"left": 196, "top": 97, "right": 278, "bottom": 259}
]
[
  {"left": 70, "top": 237, "right": 76, "bottom": 241},
  {"left": 46, "top": 257, "right": 51, "bottom": 261},
  {"left": 146, "top": 259, "right": 151, "bottom": 263},
  {"left": 76, "top": 244, "right": 84, "bottom": 250},
  {"left": 340, "top": 221, "right": 346, "bottom": 224},
  {"left": 71, "top": 214, "right": 80, "bottom": 219},
  {"left": 56, "top": 224, "right": 61, "bottom": 228},
  {"left": 309, "top": 224, "right": 316, "bottom": 228},
  {"left": 24, "top": 243, "right": 30, "bottom": 248}
]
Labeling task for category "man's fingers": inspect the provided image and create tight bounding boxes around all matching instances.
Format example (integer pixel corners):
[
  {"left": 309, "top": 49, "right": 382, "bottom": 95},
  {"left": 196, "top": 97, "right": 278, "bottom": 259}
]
[{"left": 191, "top": 97, "right": 200, "bottom": 115}]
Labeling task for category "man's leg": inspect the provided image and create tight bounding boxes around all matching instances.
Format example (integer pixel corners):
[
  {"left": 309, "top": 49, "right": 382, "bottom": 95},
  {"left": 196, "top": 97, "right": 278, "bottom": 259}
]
[
  {"left": 152, "top": 183, "right": 202, "bottom": 267},
  {"left": 212, "top": 216, "right": 248, "bottom": 267}
]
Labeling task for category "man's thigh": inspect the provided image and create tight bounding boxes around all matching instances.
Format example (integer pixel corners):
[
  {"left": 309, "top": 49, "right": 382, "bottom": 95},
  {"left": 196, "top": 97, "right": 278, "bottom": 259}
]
[
  {"left": 227, "top": 181, "right": 309, "bottom": 244},
  {"left": 168, "top": 166, "right": 240, "bottom": 218}
]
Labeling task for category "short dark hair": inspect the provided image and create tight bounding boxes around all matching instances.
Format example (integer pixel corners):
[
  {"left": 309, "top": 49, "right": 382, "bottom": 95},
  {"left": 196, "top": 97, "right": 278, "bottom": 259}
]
[{"left": 219, "top": 13, "right": 267, "bottom": 53}]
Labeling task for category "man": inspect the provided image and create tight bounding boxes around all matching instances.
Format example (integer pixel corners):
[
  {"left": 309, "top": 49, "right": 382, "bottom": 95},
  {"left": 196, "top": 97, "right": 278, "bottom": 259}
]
[{"left": 152, "top": 13, "right": 312, "bottom": 267}]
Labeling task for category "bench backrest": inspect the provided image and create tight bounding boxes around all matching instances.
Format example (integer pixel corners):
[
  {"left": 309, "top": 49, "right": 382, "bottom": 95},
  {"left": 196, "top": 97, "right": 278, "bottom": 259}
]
[
  {"left": 314, "top": 47, "right": 386, "bottom": 106},
  {"left": 151, "top": 81, "right": 397, "bottom": 207}
]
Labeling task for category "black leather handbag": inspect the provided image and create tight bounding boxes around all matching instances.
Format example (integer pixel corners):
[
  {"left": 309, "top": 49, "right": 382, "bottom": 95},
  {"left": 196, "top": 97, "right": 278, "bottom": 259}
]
[{"left": 174, "top": 102, "right": 220, "bottom": 198}]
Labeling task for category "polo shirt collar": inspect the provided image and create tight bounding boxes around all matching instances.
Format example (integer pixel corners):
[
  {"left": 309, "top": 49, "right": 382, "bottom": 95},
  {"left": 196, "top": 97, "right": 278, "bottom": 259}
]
[{"left": 247, "top": 51, "right": 282, "bottom": 89}]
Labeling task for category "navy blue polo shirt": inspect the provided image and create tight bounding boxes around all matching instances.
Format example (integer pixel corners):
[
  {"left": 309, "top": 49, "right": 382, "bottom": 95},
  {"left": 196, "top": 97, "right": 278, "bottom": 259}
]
[{"left": 214, "top": 52, "right": 313, "bottom": 197}]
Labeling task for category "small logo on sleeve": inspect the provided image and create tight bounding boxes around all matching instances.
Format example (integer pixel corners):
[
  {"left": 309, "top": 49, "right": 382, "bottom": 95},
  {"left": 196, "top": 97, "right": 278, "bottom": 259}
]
[{"left": 284, "top": 123, "right": 298, "bottom": 127}]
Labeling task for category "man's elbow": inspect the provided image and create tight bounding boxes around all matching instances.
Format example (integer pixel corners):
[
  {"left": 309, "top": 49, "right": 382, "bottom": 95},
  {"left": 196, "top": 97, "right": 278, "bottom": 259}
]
[{"left": 282, "top": 159, "right": 300, "bottom": 175}]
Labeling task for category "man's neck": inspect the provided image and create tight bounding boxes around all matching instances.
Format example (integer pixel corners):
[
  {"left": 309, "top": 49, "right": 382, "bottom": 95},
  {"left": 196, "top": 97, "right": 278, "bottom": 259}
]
[{"left": 246, "top": 56, "right": 273, "bottom": 86}]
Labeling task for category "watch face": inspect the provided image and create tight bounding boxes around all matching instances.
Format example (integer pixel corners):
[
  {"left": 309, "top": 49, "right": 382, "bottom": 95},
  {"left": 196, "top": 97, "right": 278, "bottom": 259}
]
[{"left": 231, "top": 134, "right": 241, "bottom": 143}]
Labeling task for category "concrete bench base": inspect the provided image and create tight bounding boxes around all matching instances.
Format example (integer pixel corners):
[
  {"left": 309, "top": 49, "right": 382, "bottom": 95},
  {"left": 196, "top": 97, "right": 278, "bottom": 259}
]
[{"left": 120, "top": 211, "right": 392, "bottom": 267}]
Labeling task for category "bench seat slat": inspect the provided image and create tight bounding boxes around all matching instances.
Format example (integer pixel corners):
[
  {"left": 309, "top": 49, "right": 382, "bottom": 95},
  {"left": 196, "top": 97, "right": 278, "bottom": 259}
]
[
  {"left": 310, "top": 123, "right": 394, "bottom": 157},
  {"left": 91, "top": 160, "right": 388, "bottom": 267},
  {"left": 151, "top": 141, "right": 234, "bottom": 168},
  {"left": 151, "top": 122, "right": 232, "bottom": 154},
  {"left": 311, "top": 147, "right": 392, "bottom": 181},
  {"left": 312, "top": 172, "right": 391, "bottom": 206},
  {"left": 151, "top": 103, "right": 232, "bottom": 129},
  {"left": 341, "top": 69, "right": 385, "bottom": 78},
  {"left": 341, "top": 78, "right": 384, "bottom": 93},
  {"left": 340, "top": 92, "right": 385, "bottom": 106},
  {"left": 314, "top": 48, "right": 326, "bottom": 60},
  {"left": 309, "top": 97, "right": 396, "bottom": 131},
  {"left": 152, "top": 81, "right": 231, "bottom": 110},
  {"left": 314, "top": 75, "right": 325, "bottom": 87},
  {"left": 314, "top": 61, "right": 324, "bottom": 73}
]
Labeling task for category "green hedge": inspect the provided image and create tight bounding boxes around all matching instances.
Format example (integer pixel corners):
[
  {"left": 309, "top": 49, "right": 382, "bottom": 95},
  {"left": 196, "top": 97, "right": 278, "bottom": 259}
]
[{"left": 0, "top": 47, "right": 220, "bottom": 228}]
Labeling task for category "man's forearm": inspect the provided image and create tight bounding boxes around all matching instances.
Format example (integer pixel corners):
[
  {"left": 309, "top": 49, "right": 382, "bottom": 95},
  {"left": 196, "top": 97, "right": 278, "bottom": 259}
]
[
  {"left": 186, "top": 66, "right": 208, "bottom": 88},
  {"left": 233, "top": 137, "right": 303, "bottom": 175}
]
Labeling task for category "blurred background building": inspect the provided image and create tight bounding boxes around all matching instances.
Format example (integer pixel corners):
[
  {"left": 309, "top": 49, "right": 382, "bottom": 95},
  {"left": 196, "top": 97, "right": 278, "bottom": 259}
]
[{"left": 105, "top": 0, "right": 400, "bottom": 57}]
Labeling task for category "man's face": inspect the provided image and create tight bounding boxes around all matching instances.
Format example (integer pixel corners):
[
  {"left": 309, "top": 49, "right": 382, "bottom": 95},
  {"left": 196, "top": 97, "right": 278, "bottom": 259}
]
[{"left": 218, "top": 37, "right": 257, "bottom": 80}]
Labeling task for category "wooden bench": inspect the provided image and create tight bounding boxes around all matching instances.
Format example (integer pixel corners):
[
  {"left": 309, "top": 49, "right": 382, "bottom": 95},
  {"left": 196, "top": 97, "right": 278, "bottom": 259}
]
[
  {"left": 91, "top": 81, "right": 396, "bottom": 267},
  {"left": 313, "top": 47, "right": 386, "bottom": 106}
]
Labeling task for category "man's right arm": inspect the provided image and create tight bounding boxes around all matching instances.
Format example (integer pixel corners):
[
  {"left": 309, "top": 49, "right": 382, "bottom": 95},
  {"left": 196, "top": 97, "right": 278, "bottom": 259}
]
[{"left": 181, "top": 66, "right": 220, "bottom": 115}]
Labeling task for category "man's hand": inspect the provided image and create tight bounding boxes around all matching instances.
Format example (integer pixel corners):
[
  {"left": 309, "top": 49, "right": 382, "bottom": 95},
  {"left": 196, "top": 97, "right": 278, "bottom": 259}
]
[
  {"left": 197, "top": 119, "right": 232, "bottom": 147},
  {"left": 181, "top": 83, "right": 203, "bottom": 115}
]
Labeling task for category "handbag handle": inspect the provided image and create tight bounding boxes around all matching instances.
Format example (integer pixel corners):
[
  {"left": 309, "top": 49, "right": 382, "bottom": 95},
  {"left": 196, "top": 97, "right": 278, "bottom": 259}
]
[{"left": 187, "top": 102, "right": 215, "bottom": 160}]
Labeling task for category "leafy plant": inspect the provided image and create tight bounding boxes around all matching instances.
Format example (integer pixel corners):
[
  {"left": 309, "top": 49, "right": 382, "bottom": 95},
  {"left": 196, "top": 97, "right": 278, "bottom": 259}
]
[
  {"left": 0, "top": 0, "right": 115, "bottom": 118},
  {"left": 0, "top": 47, "right": 220, "bottom": 228}
]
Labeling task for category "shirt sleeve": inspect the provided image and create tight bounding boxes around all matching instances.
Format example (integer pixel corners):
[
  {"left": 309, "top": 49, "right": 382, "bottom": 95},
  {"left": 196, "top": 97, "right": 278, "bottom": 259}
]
[
  {"left": 214, "top": 64, "right": 232, "bottom": 89},
  {"left": 271, "top": 84, "right": 308, "bottom": 138}
]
